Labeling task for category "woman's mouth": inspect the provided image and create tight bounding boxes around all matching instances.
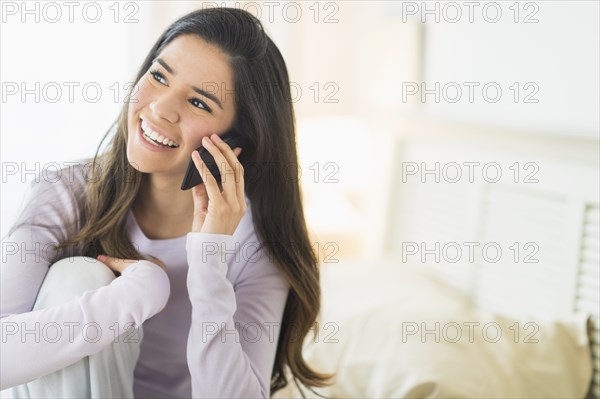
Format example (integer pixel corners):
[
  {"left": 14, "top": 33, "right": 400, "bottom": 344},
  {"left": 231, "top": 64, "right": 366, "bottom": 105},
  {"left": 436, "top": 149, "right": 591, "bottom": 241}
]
[{"left": 137, "top": 118, "right": 180, "bottom": 151}]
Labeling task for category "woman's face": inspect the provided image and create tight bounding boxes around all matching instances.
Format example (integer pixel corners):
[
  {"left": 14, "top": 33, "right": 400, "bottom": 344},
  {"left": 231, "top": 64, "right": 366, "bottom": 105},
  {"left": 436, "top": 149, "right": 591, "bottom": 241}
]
[{"left": 126, "top": 34, "right": 236, "bottom": 175}]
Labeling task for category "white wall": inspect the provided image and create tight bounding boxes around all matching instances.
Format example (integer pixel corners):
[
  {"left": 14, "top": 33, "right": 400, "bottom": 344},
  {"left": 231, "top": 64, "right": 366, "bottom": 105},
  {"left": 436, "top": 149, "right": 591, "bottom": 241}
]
[
  {"left": 420, "top": 0, "right": 599, "bottom": 137},
  {"left": 1, "top": 1, "right": 598, "bottom": 257},
  {"left": 0, "top": 1, "right": 191, "bottom": 239}
]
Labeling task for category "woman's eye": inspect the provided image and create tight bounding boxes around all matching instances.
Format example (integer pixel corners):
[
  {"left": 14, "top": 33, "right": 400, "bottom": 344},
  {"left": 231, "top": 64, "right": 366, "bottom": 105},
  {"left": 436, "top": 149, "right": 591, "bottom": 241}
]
[
  {"left": 148, "top": 69, "right": 212, "bottom": 113},
  {"left": 150, "top": 70, "right": 166, "bottom": 85},
  {"left": 190, "top": 98, "right": 211, "bottom": 112}
]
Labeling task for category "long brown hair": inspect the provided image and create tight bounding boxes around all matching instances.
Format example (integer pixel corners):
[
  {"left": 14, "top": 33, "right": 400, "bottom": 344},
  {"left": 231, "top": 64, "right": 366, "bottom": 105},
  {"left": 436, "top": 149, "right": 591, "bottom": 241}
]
[{"left": 50, "top": 6, "right": 333, "bottom": 397}]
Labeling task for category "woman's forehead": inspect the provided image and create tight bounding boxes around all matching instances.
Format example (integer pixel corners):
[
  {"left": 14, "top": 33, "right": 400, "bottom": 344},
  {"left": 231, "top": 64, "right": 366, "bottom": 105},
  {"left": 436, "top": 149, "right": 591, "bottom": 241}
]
[
  {"left": 156, "top": 35, "right": 233, "bottom": 87},
  {"left": 155, "top": 34, "right": 235, "bottom": 111}
]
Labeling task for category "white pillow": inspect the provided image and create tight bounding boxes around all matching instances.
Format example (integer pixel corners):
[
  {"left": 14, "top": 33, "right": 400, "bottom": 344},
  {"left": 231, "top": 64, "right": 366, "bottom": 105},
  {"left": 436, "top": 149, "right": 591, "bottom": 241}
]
[{"left": 273, "top": 260, "right": 593, "bottom": 398}]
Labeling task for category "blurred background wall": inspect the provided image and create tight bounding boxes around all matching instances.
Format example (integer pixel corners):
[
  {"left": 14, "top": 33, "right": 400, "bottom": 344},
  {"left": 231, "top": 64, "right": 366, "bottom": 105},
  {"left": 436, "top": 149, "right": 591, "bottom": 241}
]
[{"left": 1, "top": 0, "right": 598, "bottom": 260}]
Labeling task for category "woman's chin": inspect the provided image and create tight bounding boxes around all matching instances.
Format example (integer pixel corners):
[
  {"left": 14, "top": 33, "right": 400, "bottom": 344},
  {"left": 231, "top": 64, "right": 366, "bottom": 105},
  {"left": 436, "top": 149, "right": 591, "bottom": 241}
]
[{"left": 126, "top": 148, "right": 158, "bottom": 174}]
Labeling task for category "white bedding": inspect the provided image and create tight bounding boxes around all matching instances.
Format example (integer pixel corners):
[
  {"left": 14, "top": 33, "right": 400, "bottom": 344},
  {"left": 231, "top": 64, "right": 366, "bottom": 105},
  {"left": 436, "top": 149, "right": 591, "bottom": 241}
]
[{"left": 273, "top": 259, "right": 593, "bottom": 398}]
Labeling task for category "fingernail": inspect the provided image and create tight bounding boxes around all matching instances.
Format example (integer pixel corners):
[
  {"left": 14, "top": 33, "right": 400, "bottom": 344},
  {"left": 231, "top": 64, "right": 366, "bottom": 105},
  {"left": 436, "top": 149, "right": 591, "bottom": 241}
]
[
  {"left": 235, "top": 147, "right": 242, "bottom": 155},
  {"left": 212, "top": 134, "right": 223, "bottom": 143},
  {"left": 97, "top": 255, "right": 106, "bottom": 261}
]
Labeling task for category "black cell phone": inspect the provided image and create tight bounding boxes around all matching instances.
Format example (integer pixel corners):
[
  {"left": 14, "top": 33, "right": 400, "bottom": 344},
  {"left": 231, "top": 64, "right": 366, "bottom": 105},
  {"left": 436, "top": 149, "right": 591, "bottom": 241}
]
[{"left": 180, "top": 130, "right": 248, "bottom": 191}]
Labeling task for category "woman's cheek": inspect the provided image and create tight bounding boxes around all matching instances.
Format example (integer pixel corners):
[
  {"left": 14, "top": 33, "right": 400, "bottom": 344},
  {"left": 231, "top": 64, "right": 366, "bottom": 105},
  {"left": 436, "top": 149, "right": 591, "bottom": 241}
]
[
  {"left": 184, "top": 127, "right": 212, "bottom": 150},
  {"left": 131, "top": 78, "right": 152, "bottom": 105}
]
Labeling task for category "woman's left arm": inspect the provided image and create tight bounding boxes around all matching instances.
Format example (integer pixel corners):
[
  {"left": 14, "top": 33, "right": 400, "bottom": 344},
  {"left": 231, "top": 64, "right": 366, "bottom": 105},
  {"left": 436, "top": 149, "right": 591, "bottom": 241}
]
[
  {"left": 185, "top": 134, "right": 290, "bottom": 397},
  {"left": 185, "top": 232, "right": 290, "bottom": 398}
]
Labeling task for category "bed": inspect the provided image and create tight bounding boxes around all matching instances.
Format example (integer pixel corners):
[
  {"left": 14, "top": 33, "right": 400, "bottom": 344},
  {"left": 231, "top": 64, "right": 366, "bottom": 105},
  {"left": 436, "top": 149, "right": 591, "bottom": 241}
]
[{"left": 273, "top": 117, "right": 599, "bottom": 398}]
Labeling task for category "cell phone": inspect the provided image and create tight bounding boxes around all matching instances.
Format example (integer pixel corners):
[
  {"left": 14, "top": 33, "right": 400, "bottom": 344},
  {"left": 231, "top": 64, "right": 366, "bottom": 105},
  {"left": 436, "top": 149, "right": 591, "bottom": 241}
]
[{"left": 180, "top": 129, "right": 248, "bottom": 191}]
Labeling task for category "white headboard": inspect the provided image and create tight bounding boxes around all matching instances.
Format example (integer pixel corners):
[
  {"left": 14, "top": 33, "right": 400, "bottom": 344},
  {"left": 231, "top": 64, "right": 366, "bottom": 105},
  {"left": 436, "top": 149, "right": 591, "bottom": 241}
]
[{"left": 383, "top": 116, "right": 600, "bottom": 398}]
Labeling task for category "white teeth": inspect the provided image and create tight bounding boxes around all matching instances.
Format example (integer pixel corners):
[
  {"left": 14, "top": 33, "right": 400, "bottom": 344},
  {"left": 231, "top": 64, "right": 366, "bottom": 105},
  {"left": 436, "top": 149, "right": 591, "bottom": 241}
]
[
  {"left": 142, "top": 132, "right": 165, "bottom": 148},
  {"left": 140, "top": 119, "right": 179, "bottom": 148}
]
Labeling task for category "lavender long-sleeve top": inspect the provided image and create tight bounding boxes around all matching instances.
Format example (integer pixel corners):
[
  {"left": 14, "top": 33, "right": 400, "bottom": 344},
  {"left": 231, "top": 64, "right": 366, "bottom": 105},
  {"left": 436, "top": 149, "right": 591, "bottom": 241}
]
[{"left": 0, "top": 160, "right": 290, "bottom": 398}]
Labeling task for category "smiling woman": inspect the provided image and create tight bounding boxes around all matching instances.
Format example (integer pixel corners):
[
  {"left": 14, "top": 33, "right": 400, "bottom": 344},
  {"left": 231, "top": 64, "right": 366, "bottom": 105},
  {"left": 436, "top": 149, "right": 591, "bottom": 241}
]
[
  {"left": 0, "top": 7, "right": 332, "bottom": 399},
  {"left": 127, "top": 35, "right": 237, "bottom": 172},
  {"left": 125, "top": 34, "right": 241, "bottom": 238}
]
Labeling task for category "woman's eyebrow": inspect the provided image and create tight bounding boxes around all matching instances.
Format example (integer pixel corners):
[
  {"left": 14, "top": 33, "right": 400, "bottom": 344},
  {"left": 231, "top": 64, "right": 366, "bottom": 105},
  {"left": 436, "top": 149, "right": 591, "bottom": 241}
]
[{"left": 152, "top": 57, "right": 224, "bottom": 110}]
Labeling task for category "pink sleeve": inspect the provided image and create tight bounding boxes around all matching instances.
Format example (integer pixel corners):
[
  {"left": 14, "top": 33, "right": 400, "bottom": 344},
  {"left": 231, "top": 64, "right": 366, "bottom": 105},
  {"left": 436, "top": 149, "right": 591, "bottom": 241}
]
[
  {"left": 1, "top": 172, "right": 80, "bottom": 319},
  {"left": 0, "top": 262, "right": 170, "bottom": 390},
  {"left": 0, "top": 170, "right": 170, "bottom": 390},
  {"left": 185, "top": 232, "right": 290, "bottom": 398}
]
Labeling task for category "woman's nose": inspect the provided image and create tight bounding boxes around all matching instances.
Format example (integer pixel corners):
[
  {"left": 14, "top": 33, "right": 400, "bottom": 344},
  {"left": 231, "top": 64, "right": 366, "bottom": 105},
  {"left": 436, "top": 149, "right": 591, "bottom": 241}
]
[{"left": 149, "top": 94, "right": 180, "bottom": 124}]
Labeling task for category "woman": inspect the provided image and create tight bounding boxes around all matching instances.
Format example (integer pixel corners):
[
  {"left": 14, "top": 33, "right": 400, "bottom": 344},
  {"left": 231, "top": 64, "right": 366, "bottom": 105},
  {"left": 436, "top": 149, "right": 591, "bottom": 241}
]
[{"left": 0, "top": 7, "right": 332, "bottom": 398}]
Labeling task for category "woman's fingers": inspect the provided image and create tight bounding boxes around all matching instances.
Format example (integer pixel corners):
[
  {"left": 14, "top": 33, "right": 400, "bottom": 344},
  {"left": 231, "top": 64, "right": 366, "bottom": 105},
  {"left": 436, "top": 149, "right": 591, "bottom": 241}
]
[
  {"left": 191, "top": 148, "right": 222, "bottom": 202},
  {"left": 97, "top": 255, "right": 138, "bottom": 274},
  {"left": 230, "top": 147, "right": 245, "bottom": 208},
  {"left": 201, "top": 136, "right": 236, "bottom": 200},
  {"left": 97, "top": 254, "right": 167, "bottom": 274},
  {"left": 189, "top": 135, "right": 247, "bottom": 235},
  {"left": 191, "top": 180, "right": 208, "bottom": 213},
  {"left": 191, "top": 181, "right": 209, "bottom": 231},
  {"left": 204, "top": 134, "right": 245, "bottom": 206}
]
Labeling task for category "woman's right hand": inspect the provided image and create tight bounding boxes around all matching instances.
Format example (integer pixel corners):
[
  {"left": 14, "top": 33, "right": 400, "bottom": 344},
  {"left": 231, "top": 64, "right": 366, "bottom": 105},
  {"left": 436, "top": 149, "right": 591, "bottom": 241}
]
[{"left": 97, "top": 254, "right": 168, "bottom": 275}]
